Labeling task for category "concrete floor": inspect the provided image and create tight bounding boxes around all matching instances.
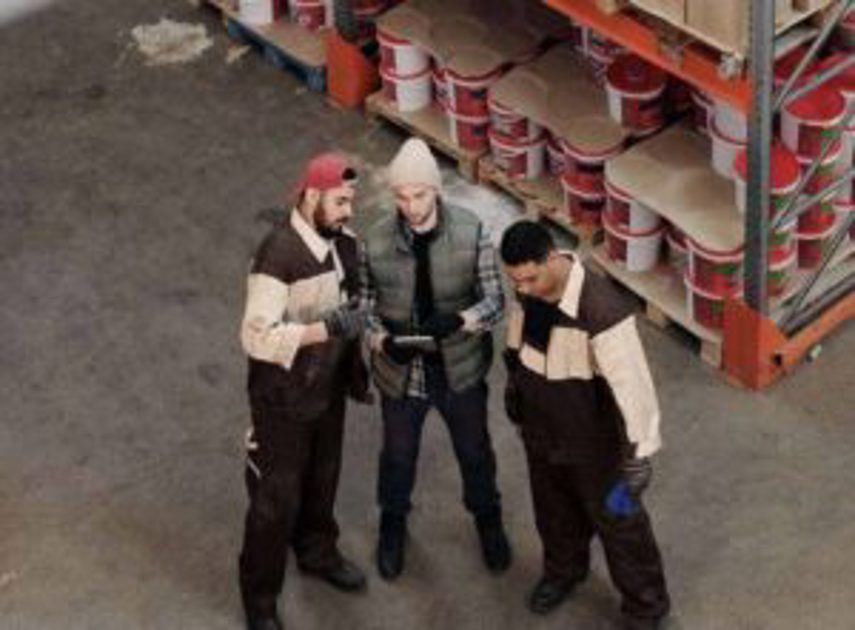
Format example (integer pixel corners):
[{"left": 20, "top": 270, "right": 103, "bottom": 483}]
[{"left": 1, "top": 1, "right": 854, "bottom": 629}]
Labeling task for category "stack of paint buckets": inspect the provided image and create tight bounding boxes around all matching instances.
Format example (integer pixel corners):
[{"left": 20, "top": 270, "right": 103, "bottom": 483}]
[
  {"left": 487, "top": 97, "right": 546, "bottom": 180},
  {"left": 733, "top": 145, "right": 801, "bottom": 296},
  {"left": 377, "top": 23, "right": 432, "bottom": 112},
  {"left": 559, "top": 133, "right": 624, "bottom": 231},
  {"left": 605, "top": 54, "right": 667, "bottom": 139},
  {"left": 603, "top": 176, "right": 664, "bottom": 272},
  {"left": 781, "top": 84, "right": 848, "bottom": 268},
  {"left": 442, "top": 47, "right": 506, "bottom": 152},
  {"left": 580, "top": 27, "right": 623, "bottom": 85}
]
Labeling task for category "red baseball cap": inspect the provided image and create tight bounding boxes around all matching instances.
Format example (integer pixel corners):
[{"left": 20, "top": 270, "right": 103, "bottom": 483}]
[{"left": 292, "top": 152, "right": 358, "bottom": 200}]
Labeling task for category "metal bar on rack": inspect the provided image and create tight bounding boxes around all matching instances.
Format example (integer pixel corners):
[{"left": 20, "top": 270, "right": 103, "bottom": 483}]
[
  {"left": 773, "top": 0, "right": 852, "bottom": 112},
  {"left": 783, "top": 55, "right": 855, "bottom": 106},
  {"left": 776, "top": 166, "right": 855, "bottom": 227},
  {"left": 780, "top": 271, "right": 855, "bottom": 336},
  {"left": 771, "top": 104, "right": 855, "bottom": 231},
  {"left": 778, "top": 213, "right": 855, "bottom": 333},
  {"left": 745, "top": 0, "right": 776, "bottom": 314}
]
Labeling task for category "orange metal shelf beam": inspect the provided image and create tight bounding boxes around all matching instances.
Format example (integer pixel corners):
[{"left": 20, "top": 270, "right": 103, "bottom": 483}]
[{"left": 544, "top": 0, "right": 753, "bottom": 112}]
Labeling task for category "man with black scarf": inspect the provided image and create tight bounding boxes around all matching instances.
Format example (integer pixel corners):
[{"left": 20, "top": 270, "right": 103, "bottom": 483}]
[{"left": 349, "top": 138, "right": 510, "bottom": 580}]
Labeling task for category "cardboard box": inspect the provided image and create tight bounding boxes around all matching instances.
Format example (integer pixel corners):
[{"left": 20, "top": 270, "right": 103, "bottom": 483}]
[
  {"left": 686, "top": 0, "right": 793, "bottom": 54},
  {"left": 631, "top": 0, "right": 686, "bottom": 24}
]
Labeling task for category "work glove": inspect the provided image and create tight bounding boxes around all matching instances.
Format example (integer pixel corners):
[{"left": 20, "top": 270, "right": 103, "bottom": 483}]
[
  {"left": 421, "top": 313, "right": 464, "bottom": 340},
  {"left": 621, "top": 456, "right": 653, "bottom": 498},
  {"left": 382, "top": 336, "right": 419, "bottom": 365}
]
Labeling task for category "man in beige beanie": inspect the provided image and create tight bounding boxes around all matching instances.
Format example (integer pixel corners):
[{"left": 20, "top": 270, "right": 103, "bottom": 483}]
[{"left": 359, "top": 137, "right": 510, "bottom": 580}]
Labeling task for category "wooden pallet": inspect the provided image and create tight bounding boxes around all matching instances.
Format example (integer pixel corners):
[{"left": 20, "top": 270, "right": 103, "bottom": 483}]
[
  {"left": 591, "top": 246, "right": 724, "bottom": 367},
  {"left": 205, "top": 0, "right": 327, "bottom": 92},
  {"left": 364, "top": 92, "right": 484, "bottom": 182},
  {"left": 477, "top": 157, "right": 602, "bottom": 245}
]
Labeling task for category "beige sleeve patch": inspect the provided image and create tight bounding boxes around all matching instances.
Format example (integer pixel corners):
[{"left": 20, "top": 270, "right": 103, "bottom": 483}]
[
  {"left": 506, "top": 304, "right": 524, "bottom": 350},
  {"left": 545, "top": 327, "right": 593, "bottom": 381},
  {"left": 240, "top": 273, "right": 305, "bottom": 369},
  {"left": 591, "top": 317, "right": 662, "bottom": 457},
  {"left": 284, "top": 270, "right": 341, "bottom": 322}
]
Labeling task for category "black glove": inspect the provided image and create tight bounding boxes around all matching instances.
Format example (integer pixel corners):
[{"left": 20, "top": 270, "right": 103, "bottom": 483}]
[
  {"left": 621, "top": 456, "right": 652, "bottom": 498},
  {"left": 382, "top": 336, "right": 419, "bottom": 365},
  {"left": 502, "top": 349, "right": 521, "bottom": 373},
  {"left": 422, "top": 313, "right": 464, "bottom": 340}
]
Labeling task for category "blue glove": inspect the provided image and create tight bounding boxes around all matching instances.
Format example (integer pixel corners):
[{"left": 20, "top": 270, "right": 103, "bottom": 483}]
[{"left": 605, "top": 480, "right": 639, "bottom": 518}]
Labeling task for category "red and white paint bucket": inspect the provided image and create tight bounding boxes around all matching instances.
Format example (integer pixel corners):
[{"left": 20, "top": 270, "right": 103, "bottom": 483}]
[
  {"left": 711, "top": 122, "right": 746, "bottom": 180},
  {"left": 767, "top": 245, "right": 798, "bottom": 297},
  {"left": 691, "top": 90, "right": 713, "bottom": 136},
  {"left": 488, "top": 129, "right": 546, "bottom": 180},
  {"left": 782, "top": 87, "right": 847, "bottom": 159},
  {"left": 712, "top": 97, "right": 748, "bottom": 143},
  {"left": 605, "top": 54, "right": 667, "bottom": 136},
  {"left": 446, "top": 66, "right": 504, "bottom": 118},
  {"left": 797, "top": 220, "right": 837, "bottom": 268},
  {"left": 378, "top": 30, "right": 430, "bottom": 76},
  {"left": 241, "top": 0, "right": 281, "bottom": 24},
  {"left": 685, "top": 272, "right": 742, "bottom": 330},
  {"left": 666, "top": 224, "right": 689, "bottom": 274},
  {"left": 380, "top": 65, "right": 432, "bottom": 112},
  {"left": 796, "top": 144, "right": 843, "bottom": 195},
  {"left": 290, "top": 0, "right": 326, "bottom": 31},
  {"left": 546, "top": 133, "right": 567, "bottom": 177},
  {"left": 447, "top": 108, "right": 490, "bottom": 151},
  {"left": 561, "top": 175, "right": 606, "bottom": 227},
  {"left": 488, "top": 98, "right": 542, "bottom": 142},
  {"left": 797, "top": 197, "right": 836, "bottom": 234},
  {"left": 561, "top": 138, "right": 624, "bottom": 194},
  {"left": 688, "top": 239, "right": 744, "bottom": 295},
  {"left": 432, "top": 64, "right": 448, "bottom": 109},
  {"left": 603, "top": 214, "right": 664, "bottom": 272},
  {"left": 733, "top": 144, "right": 801, "bottom": 216},
  {"left": 604, "top": 180, "right": 662, "bottom": 232}
]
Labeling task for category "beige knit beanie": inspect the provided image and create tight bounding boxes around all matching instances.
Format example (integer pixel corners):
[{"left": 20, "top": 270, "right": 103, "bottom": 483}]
[{"left": 387, "top": 137, "right": 442, "bottom": 191}]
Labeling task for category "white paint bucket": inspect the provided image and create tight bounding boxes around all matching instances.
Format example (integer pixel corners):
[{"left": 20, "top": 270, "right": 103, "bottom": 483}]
[
  {"left": 684, "top": 272, "right": 742, "bottom": 330},
  {"left": 712, "top": 97, "right": 747, "bottom": 143},
  {"left": 605, "top": 54, "right": 667, "bottom": 136},
  {"left": 604, "top": 179, "right": 662, "bottom": 232},
  {"left": 603, "top": 213, "right": 664, "bottom": 272},
  {"left": 447, "top": 108, "right": 490, "bottom": 151},
  {"left": 561, "top": 175, "right": 606, "bottom": 227},
  {"left": 782, "top": 86, "right": 847, "bottom": 158},
  {"left": 688, "top": 239, "right": 744, "bottom": 296},
  {"left": 711, "top": 122, "right": 746, "bottom": 180},
  {"left": 488, "top": 97, "right": 542, "bottom": 142},
  {"left": 380, "top": 65, "right": 432, "bottom": 112},
  {"left": 561, "top": 137, "right": 624, "bottom": 193},
  {"left": 488, "top": 129, "right": 546, "bottom": 180},
  {"left": 378, "top": 29, "right": 430, "bottom": 76}
]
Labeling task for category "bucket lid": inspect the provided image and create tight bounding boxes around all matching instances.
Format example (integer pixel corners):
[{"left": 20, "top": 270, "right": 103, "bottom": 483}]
[
  {"left": 561, "top": 173, "right": 605, "bottom": 199},
  {"left": 377, "top": 7, "right": 432, "bottom": 46},
  {"left": 606, "top": 54, "right": 667, "bottom": 96},
  {"left": 785, "top": 86, "right": 847, "bottom": 124},
  {"left": 561, "top": 134, "right": 624, "bottom": 161},
  {"left": 734, "top": 144, "right": 801, "bottom": 190}
]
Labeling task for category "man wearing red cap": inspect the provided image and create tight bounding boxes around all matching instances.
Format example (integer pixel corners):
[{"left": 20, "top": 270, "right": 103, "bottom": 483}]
[{"left": 237, "top": 153, "right": 370, "bottom": 630}]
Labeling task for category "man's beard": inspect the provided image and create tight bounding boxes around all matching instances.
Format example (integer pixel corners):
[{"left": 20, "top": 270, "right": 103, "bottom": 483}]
[{"left": 314, "top": 207, "right": 343, "bottom": 239}]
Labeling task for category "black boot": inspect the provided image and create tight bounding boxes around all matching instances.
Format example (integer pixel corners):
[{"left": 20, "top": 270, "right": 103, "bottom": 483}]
[
  {"left": 527, "top": 576, "right": 580, "bottom": 615},
  {"left": 376, "top": 512, "right": 406, "bottom": 580},
  {"left": 246, "top": 613, "right": 283, "bottom": 630},
  {"left": 475, "top": 512, "right": 511, "bottom": 574}
]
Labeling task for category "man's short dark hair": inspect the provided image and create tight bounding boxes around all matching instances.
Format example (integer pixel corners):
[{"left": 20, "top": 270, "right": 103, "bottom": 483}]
[{"left": 500, "top": 221, "right": 555, "bottom": 266}]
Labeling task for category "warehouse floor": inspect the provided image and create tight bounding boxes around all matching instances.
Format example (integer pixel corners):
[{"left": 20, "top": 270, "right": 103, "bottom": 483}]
[{"left": 2, "top": 2, "right": 854, "bottom": 629}]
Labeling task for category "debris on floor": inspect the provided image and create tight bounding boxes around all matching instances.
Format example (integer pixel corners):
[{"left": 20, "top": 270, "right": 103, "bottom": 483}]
[{"left": 131, "top": 18, "right": 213, "bottom": 66}]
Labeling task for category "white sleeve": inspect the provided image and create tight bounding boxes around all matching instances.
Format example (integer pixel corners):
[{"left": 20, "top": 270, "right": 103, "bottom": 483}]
[
  {"left": 591, "top": 316, "right": 662, "bottom": 457},
  {"left": 240, "top": 273, "right": 306, "bottom": 370}
]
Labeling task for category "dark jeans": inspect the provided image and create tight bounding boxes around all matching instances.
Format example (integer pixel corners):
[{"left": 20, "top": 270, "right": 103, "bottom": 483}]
[
  {"left": 378, "top": 372, "right": 501, "bottom": 519},
  {"left": 239, "top": 395, "right": 346, "bottom": 619},
  {"left": 523, "top": 437, "right": 670, "bottom": 620}
]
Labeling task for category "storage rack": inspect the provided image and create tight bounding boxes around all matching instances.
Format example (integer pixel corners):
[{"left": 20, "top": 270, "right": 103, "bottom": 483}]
[{"left": 545, "top": 0, "right": 854, "bottom": 388}]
